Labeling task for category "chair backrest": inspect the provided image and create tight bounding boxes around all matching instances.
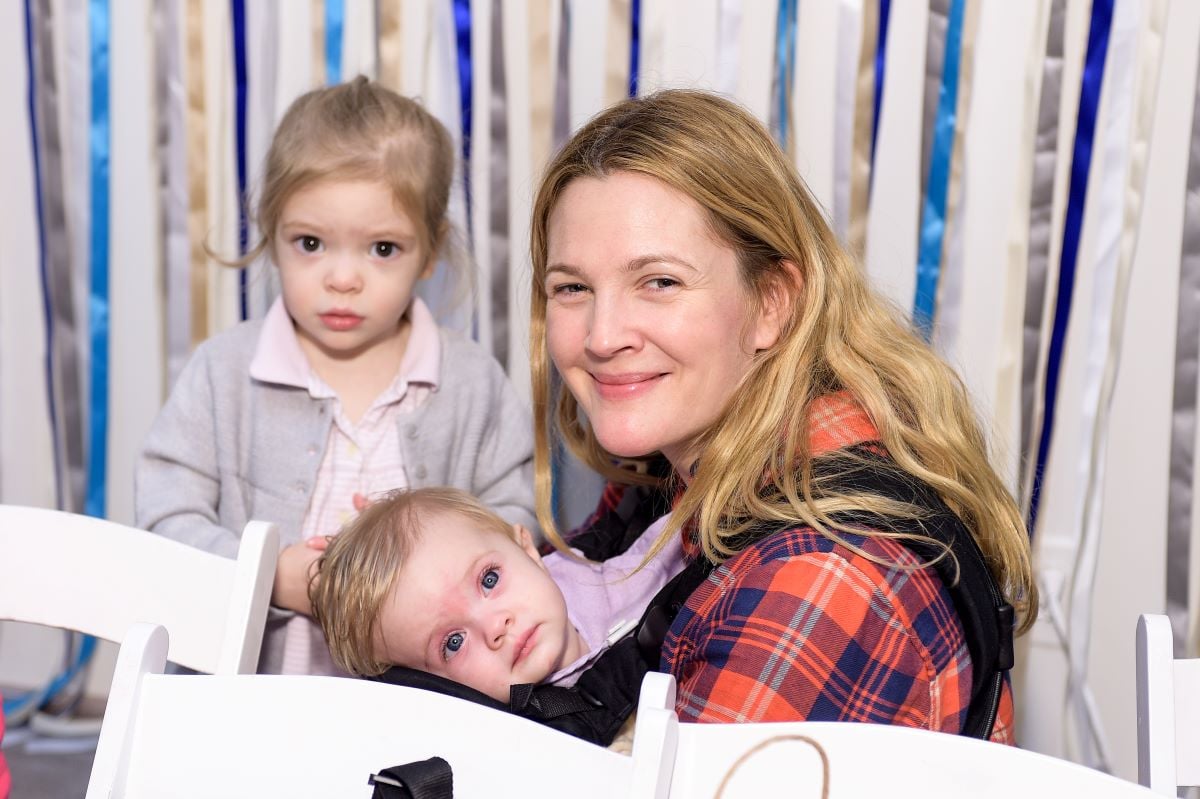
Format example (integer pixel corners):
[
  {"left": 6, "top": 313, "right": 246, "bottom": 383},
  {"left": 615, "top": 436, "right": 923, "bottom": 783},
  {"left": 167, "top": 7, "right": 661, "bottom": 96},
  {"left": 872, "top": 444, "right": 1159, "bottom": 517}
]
[
  {"left": 0, "top": 505, "right": 277, "bottom": 674},
  {"left": 87, "top": 623, "right": 673, "bottom": 799},
  {"left": 1136, "top": 613, "right": 1200, "bottom": 795}
]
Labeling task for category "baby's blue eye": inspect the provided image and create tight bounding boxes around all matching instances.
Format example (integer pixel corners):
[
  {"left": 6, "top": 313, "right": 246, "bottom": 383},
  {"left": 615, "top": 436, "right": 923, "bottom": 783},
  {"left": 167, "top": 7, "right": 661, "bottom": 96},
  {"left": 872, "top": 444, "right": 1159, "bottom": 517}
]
[
  {"left": 481, "top": 568, "right": 500, "bottom": 591},
  {"left": 443, "top": 632, "right": 465, "bottom": 659}
]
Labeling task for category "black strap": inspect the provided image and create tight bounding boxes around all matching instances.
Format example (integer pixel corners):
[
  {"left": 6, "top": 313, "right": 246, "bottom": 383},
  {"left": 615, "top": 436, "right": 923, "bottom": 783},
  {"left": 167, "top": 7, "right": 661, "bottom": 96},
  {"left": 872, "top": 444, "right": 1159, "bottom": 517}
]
[{"left": 368, "top": 756, "right": 453, "bottom": 799}]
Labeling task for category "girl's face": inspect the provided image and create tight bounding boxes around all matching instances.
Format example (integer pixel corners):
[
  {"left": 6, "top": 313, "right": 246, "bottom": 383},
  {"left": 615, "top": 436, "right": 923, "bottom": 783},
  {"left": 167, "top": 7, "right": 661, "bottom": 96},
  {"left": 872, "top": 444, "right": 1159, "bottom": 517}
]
[
  {"left": 274, "top": 178, "right": 434, "bottom": 366},
  {"left": 544, "top": 172, "right": 781, "bottom": 475},
  {"left": 375, "top": 515, "right": 585, "bottom": 702}
]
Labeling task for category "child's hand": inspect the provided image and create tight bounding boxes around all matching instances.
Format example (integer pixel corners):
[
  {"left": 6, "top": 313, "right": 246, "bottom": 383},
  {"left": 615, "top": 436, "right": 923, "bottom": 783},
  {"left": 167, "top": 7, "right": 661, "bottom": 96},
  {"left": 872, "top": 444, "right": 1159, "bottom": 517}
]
[{"left": 272, "top": 542, "right": 323, "bottom": 615}]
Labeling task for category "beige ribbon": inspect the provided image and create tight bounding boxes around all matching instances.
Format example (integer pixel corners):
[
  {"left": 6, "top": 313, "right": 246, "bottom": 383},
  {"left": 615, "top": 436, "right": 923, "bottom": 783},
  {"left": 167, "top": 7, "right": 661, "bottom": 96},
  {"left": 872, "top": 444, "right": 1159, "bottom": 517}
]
[
  {"left": 528, "top": 0, "right": 555, "bottom": 177},
  {"left": 185, "top": 0, "right": 209, "bottom": 347},
  {"left": 311, "top": 0, "right": 327, "bottom": 87},
  {"left": 378, "top": 0, "right": 403, "bottom": 92},
  {"left": 847, "top": 0, "right": 877, "bottom": 258},
  {"left": 604, "top": 0, "right": 631, "bottom": 107}
]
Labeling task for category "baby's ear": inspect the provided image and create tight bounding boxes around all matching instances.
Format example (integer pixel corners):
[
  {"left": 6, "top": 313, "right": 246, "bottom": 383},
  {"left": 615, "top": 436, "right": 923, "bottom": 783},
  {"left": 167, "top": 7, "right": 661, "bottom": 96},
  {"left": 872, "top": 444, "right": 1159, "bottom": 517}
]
[{"left": 513, "top": 524, "right": 546, "bottom": 570}]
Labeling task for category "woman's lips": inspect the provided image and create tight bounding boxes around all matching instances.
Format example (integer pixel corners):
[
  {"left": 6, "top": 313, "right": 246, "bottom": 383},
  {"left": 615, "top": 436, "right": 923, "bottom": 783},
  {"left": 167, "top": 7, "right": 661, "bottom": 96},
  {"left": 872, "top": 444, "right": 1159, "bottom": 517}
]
[
  {"left": 320, "top": 312, "right": 364, "bottom": 331},
  {"left": 590, "top": 372, "right": 665, "bottom": 400}
]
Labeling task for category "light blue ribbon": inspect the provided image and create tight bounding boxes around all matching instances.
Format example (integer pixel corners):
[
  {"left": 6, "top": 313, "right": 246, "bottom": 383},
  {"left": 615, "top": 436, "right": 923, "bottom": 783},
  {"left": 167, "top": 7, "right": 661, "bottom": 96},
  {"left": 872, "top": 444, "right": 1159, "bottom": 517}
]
[
  {"left": 326, "top": 0, "right": 343, "bottom": 85},
  {"left": 912, "top": 0, "right": 964, "bottom": 338},
  {"left": 774, "top": 0, "right": 799, "bottom": 148},
  {"left": 86, "top": 0, "right": 110, "bottom": 520}
]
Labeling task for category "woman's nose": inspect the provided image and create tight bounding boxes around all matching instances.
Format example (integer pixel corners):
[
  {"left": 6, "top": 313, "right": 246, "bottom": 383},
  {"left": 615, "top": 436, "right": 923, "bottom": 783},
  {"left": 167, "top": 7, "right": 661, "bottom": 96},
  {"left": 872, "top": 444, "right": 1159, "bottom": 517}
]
[{"left": 585, "top": 293, "right": 639, "bottom": 357}]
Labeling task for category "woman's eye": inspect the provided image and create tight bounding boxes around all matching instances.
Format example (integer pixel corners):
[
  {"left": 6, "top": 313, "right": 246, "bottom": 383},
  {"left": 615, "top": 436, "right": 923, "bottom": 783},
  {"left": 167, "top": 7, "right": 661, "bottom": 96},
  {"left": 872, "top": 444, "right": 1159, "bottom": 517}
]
[
  {"left": 646, "top": 277, "right": 680, "bottom": 290},
  {"left": 297, "top": 236, "right": 322, "bottom": 253},
  {"left": 442, "top": 632, "right": 465, "bottom": 661},
  {"left": 551, "top": 283, "right": 588, "bottom": 297},
  {"left": 481, "top": 568, "right": 500, "bottom": 592},
  {"left": 373, "top": 241, "right": 398, "bottom": 258}
]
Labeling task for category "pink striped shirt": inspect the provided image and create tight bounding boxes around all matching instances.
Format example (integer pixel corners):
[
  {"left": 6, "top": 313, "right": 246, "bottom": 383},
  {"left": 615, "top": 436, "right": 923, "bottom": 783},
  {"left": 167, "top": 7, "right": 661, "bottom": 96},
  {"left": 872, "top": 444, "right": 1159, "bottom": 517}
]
[{"left": 250, "top": 296, "right": 441, "bottom": 674}]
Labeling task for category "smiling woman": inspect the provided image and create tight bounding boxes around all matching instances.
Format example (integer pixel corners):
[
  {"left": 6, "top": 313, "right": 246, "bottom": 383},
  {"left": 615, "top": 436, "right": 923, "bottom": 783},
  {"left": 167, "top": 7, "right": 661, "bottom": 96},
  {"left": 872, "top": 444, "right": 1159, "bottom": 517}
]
[{"left": 529, "top": 89, "right": 1037, "bottom": 741}]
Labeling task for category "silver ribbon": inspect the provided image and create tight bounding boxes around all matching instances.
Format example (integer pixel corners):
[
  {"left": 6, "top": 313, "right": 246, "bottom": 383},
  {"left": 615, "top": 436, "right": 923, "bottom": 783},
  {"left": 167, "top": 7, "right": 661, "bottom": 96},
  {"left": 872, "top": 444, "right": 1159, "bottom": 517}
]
[
  {"left": 31, "top": 0, "right": 86, "bottom": 513},
  {"left": 1168, "top": 36, "right": 1200, "bottom": 657},
  {"left": 919, "top": 0, "right": 949, "bottom": 208},
  {"left": 489, "top": 0, "right": 511, "bottom": 369},
  {"left": 1018, "top": 0, "right": 1065, "bottom": 510}
]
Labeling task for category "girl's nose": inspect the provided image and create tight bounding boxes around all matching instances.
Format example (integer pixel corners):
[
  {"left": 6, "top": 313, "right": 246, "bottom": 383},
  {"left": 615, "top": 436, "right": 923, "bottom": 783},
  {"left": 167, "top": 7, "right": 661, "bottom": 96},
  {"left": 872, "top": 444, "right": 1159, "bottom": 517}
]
[
  {"left": 484, "top": 609, "right": 513, "bottom": 650},
  {"left": 324, "top": 255, "right": 362, "bottom": 293},
  {"left": 585, "top": 293, "right": 639, "bottom": 357}
]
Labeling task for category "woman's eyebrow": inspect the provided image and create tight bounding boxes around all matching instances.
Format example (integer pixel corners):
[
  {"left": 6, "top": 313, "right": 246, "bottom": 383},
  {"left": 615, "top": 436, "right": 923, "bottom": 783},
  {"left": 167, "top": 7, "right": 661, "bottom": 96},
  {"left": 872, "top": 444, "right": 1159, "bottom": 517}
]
[{"left": 547, "top": 254, "right": 698, "bottom": 277}]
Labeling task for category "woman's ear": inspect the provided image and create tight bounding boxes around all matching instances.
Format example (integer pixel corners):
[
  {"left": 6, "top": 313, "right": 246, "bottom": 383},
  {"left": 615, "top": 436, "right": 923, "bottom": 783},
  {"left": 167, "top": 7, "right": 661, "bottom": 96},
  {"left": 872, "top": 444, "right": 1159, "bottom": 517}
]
[
  {"left": 513, "top": 524, "right": 546, "bottom": 570},
  {"left": 751, "top": 260, "right": 801, "bottom": 352}
]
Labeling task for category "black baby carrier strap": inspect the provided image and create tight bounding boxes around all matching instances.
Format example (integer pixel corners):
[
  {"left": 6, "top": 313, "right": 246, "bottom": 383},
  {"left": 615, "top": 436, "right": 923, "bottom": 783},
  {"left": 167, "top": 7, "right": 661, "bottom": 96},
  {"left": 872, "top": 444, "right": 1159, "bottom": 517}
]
[
  {"left": 368, "top": 756, "right": 453, "bottom": 799},
  {"left": 375, "top": 448, "right": 1014, "bottom": 743}
]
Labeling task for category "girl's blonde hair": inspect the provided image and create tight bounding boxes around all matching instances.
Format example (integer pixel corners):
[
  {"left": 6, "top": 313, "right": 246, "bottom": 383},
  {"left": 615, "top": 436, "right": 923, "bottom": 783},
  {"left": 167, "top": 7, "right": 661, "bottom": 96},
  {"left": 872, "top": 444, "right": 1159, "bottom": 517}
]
[
  {"left": 310, "top": 487, "right": 515, "bottom": 676},
  {"left": 529, "top": 89, "right": 1036, "bottom": 633},
  {"left": 244, "top": 76, "right": 456, "bottom": 274}
]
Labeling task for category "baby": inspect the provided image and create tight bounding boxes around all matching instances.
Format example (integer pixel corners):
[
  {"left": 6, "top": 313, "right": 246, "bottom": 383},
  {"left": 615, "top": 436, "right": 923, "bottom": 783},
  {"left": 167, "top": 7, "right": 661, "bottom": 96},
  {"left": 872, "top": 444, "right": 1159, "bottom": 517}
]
[{"left": 309, "top": 487, "right": 683, "bottom": 703}]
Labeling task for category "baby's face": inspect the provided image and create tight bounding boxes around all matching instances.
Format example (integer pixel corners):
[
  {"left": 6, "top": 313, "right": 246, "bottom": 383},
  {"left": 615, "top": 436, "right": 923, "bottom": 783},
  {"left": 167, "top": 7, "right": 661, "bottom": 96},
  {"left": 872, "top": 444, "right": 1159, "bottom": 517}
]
[{"left": 374, "top": 512, "right": 584, "bottom": 702}]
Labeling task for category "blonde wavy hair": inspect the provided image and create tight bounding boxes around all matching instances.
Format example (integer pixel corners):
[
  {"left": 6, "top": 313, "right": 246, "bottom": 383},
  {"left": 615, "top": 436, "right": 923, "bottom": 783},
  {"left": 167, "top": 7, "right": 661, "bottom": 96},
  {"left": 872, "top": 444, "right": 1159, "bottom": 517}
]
[
  {"left": 309, "top": 488, "right": 516, "bottom": 676},
  {"left": 233, "top": 75, "right": 460, "bottom": 283},
  {"left": 529, "top": 89, "right": 1036, "bottom": 633}
]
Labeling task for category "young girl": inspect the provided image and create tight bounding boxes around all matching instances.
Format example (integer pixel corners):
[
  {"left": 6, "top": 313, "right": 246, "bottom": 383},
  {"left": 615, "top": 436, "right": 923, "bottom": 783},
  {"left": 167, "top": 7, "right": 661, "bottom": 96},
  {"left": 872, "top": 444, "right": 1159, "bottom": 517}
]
[{"left": 135, "top": 77, "right": 536, "bottom": 675}]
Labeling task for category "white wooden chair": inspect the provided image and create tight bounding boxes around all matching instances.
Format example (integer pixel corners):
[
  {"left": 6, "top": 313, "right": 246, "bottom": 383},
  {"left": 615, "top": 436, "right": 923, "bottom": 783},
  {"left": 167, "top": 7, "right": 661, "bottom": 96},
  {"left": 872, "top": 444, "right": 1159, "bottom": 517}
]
[
  {"left": 86, "top": 623, "right": 675, "bottom": 798},
  {"left": 1136, "top": 613, "right": 1200, "bottom": 795},
  {"left": 0, "top": 504, "right": 277, "bottom": 674},
  {"left": 90, "top": 623, "right": 1158, "bottom": 799}
]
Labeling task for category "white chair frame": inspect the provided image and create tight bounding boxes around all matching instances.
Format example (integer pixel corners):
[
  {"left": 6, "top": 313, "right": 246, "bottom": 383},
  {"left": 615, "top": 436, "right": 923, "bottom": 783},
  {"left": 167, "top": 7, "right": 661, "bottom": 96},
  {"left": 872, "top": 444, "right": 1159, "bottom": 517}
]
[
  {"left": 0, "top": 504, "right": 277, "bottom": 675},
  {"left": 1136, "top": 613, "right": 1200, "bottom": 795}
]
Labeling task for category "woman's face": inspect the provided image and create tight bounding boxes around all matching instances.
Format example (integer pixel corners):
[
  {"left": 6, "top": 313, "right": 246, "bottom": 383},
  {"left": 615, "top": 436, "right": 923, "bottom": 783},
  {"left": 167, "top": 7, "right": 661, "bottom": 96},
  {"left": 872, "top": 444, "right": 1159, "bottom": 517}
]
[{"left": 544, "top": 171, "right": 781, "bottom": 475}]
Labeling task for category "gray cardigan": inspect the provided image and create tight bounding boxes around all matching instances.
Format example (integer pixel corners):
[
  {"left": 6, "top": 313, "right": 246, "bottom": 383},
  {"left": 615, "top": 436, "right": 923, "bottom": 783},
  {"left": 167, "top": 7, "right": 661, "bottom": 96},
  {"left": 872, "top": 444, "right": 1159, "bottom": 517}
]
[{"left": 135, "top": 318, "right": 536, "bottom": 671}]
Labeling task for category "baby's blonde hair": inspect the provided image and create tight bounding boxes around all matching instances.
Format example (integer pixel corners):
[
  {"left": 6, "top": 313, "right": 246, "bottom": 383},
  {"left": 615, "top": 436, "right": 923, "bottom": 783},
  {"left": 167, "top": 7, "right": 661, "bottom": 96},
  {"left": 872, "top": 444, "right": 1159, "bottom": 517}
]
[
  {"left": 243, "top": 76, "right": 457, "bottom": 276},
  {"left": 310, "top": 487, "right": 515, "bottom": 676},
  {"left": 529, "top": 89, "right": 1036, "bottom": 633}
]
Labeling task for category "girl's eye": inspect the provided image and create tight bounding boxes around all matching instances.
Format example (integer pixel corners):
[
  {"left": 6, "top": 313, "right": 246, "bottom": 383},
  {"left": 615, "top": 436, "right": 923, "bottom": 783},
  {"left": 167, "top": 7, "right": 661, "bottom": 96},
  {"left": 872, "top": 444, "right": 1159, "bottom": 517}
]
[
  {"left": 481, "top": 568, "right": 500, "bottom": 593},
  {"left": 372, "top": 241, "right": 399, "bottom": 258},
  {"left": 297, "top": 236, "right": 322, "bottom": 253},
  {"left": 442, "top": 632, "right": 465, "bottom": 661}
]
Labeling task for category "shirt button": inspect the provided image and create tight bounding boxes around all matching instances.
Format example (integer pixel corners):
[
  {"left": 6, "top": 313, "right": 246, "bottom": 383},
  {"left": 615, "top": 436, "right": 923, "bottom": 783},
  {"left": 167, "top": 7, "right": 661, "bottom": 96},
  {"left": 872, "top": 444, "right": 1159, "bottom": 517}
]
[
  {"left": 306, "top": 445, "right": 317, "bottom": 456},
  {"left": 415, "top": 466, "right": 427, "bottom": 480},
  {"left": 293, "top": 482, "right": 307, "bottom": 494},
  {"left": 406, "top": 425, "right": 418, "bottom": 440}
]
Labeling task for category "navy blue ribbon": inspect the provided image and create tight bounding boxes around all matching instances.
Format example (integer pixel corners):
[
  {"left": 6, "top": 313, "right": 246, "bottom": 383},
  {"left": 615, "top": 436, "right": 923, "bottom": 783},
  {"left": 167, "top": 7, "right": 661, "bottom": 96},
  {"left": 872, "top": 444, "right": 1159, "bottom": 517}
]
[
  {"left": 326, "top": 0, "right": 344, "bottom": 85},
  {"left": 1027, "top": 0, "right": 1115, "bottom": 537},
  {"left": 86, "top": 0, "right": 111, "bottom": 520},
  {"left": 871, "top": 0, "right": 891, "bottom": 173},
  {"left": 232, "top": 0, "right": 248, "bottom": 319},
  {"left": 629, "top": 0, "right": 641, "bottom": 97},
  {"left": 912, "top": 0, "right": 965, "bottom": 338},
  {"left": 453, "top": 0, "right": 473, "bottom": 239},
  {"left": 24, "top": 0, "right": 63, "bottom": 510}
]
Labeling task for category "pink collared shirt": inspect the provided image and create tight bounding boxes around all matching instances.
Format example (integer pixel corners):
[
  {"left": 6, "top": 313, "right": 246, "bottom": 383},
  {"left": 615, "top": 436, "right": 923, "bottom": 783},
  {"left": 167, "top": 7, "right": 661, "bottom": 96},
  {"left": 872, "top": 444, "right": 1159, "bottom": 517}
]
[{"left": 251, "top": 296, "right": 441, "bottom": 675}]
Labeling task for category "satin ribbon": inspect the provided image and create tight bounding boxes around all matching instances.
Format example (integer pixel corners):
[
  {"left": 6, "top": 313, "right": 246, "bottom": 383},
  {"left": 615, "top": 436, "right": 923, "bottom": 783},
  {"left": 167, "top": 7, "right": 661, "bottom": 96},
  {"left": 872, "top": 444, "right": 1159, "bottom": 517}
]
[
  {"left": 86, "top": 0, "right": 110, "bottom": 520},
  {"left": 871, "top": 0, "right": 891, "bottom": 170},
  {"left": 232, "top": 0, "right": 248, "bottom": 319},
  {"left": 772, "top": 0, "right": 798, "bottom": 151},
  {"left": 1168, "top": 11, "right": 1200, "bottom": 659},
  {"left": 489, "top": 0, "right": 510, "bottom": 366},
  {"left": 378, "top": 0, "right": 402, "bottom": 90},
  {"left": 326, "top": 0, "right": 343, "bottom": 84},
  {"left": 629, "top": 0, "right": 640, "bottom": 97},
  {"left": 716, "top": 0, "right": 741, "bottom": 98},
  {"left": 1026, "top": 0, "right": 1114, "bottom": 538},
  {"left": 454, "top": 0, "right": 473, "bottom": 238},
  {"left": 832, "top": 0, "right": 861, "bottom": 242},
  {"left": 185, "top": 0, "right": 209, "bottom": 347},
  {"left": 1017, "top": 0, "right": 1066, "bottom": 510},
  {"left": 848, "top": 0, "right": 877, "bottom": 255},
  {"left": 912, "top": 0, "right": 965, "bottom": 337}
]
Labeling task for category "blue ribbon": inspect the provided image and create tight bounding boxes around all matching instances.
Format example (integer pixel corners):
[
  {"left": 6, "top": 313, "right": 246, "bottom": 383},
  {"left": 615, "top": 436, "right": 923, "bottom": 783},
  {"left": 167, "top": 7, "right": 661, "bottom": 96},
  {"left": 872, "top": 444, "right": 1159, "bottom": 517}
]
[
  {"left": 86, "top": 0, "right": 110, "bottom": 521},
  {"left": 453, "top": 0, "right": 473, "bottom": 239},
  {"left": 629, "top": 0, "right": 641, "bottom": 97},
  {"left": 774, "top": 0, "right": 799, "bottom": 148},
  {"left": 23, "top": 0, "right": 63, "bottom": 510},
  {"left": 912, "top": 0, "right": 964, "bottom": 338},
  {"left": 1026, "top": 0, "right": 1114, "bottom": 538},
  {"left": 871, "top": 0, "right": 891, "bottom": 173},
  {"left": 326, "top": 0, "right": 344, "bottom": 85},
  {"left": 232, "top": 0, "right": 248, "bottom": 319}
]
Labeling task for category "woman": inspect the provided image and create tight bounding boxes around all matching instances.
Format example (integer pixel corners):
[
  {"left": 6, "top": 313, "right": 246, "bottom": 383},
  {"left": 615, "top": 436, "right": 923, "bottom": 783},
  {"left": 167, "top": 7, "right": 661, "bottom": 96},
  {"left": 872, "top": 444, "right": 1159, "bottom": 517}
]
[{"left": 528, "top": 89, "right": 1036, "bottom": 742}]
